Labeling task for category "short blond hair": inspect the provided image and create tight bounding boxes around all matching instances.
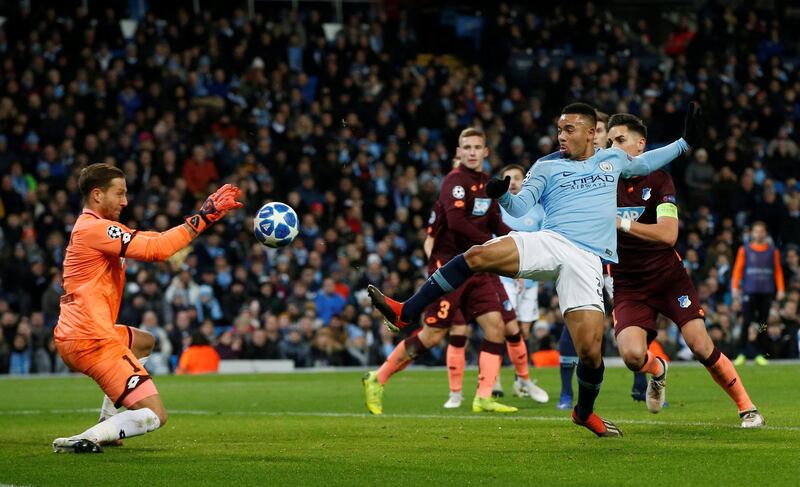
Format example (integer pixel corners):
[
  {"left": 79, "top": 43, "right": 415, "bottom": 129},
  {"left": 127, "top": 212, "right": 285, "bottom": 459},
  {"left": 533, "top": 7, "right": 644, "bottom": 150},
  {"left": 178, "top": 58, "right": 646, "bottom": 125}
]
[{"left": 458, "top": 127, "right": 486, "bottom": 145}]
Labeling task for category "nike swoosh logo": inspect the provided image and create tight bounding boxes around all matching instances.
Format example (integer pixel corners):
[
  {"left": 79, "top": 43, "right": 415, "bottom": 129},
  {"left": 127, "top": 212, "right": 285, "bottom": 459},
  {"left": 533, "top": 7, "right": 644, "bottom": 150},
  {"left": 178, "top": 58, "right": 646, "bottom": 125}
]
[{"left": 562, "top": 171, "right": 576, "bottom": 177}]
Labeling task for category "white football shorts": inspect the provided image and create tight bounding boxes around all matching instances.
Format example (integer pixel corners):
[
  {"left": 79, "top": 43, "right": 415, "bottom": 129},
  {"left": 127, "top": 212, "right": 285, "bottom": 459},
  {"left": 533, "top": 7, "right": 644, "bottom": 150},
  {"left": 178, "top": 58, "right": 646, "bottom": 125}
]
[
  {"left": 501, "top": 279, "right": 540, "bottom": 323},
  {"left": 508, "top": 230, "right": 604, "bottom": 315}
]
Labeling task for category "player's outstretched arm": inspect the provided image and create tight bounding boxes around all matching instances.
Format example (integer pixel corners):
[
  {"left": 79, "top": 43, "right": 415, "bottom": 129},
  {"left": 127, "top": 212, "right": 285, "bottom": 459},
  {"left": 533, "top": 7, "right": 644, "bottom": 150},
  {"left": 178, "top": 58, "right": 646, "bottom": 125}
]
[
  {"left": 622, "top": 102, "right": 702, "bottom": 177},
  {"left": 489, "top": 162, "right": 546, "bottom": 217},
  {"left": 135, "top": 184, "right": 242, "bottom": 261},
  {"left": 86, "top": 184, "right": 244, "bottom": 262}
]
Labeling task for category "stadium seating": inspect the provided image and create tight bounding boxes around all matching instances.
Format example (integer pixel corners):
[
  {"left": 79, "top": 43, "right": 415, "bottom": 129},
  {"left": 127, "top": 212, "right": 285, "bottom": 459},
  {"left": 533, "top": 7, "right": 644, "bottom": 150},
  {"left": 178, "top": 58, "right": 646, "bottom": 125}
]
[{"left": 1, "top": 2, "right": 799, "bottom": 374}]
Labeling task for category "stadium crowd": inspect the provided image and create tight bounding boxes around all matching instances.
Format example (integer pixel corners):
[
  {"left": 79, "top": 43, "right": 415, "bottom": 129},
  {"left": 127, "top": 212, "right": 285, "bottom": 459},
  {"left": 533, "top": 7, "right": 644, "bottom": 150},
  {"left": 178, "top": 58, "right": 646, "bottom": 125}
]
[{"left": 1, "top": 1, "right": 799, "bottom": 374}]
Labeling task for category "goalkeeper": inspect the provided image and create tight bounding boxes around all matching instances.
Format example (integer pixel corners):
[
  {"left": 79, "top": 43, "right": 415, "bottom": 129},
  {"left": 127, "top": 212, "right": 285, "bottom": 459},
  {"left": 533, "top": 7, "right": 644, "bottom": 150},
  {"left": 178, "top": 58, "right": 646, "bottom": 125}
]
[{"left": 52, "top": 163, "right": 242, "bottom": 453}]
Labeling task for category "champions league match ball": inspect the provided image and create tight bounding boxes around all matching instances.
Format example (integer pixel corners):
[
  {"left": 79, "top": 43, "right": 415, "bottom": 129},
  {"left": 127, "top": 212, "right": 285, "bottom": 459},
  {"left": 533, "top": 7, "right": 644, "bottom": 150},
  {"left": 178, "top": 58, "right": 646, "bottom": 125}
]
[{"left": 253, "top": 202, "right": 299, "bottom": 248}]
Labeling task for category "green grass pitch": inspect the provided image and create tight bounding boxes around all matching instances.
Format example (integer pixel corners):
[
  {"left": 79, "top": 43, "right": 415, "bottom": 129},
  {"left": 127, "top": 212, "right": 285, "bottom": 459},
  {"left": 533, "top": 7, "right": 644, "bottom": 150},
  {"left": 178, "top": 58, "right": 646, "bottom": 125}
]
[{"left": 1, "top": 363, "right": 799, "bottom": 486}]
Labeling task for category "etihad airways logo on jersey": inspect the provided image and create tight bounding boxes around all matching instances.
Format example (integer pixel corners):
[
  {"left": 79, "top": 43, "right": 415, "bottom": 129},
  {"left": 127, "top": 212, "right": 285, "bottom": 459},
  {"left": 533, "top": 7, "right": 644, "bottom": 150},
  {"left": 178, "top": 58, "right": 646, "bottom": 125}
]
[
  {"left": 560, "top": 174, "right": 615, "bottom": 190},
  {"left": 617, "top": 206, "right": 646, "bottom": 221}
]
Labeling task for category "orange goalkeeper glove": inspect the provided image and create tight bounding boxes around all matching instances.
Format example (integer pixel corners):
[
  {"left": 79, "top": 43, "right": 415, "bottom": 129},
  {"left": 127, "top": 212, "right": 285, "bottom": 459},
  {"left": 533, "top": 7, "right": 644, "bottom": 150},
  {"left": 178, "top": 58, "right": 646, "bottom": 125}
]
[{"left": 186, "top": 183, "right": 244, "bottom": 233}]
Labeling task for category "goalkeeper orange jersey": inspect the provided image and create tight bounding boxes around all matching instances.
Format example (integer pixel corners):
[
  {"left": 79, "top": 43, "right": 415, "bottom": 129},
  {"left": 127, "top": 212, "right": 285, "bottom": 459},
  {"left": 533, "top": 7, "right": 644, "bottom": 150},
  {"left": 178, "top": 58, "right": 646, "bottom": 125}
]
[{"left": 55, "top": 209, "right": 192, "bottom": 341}]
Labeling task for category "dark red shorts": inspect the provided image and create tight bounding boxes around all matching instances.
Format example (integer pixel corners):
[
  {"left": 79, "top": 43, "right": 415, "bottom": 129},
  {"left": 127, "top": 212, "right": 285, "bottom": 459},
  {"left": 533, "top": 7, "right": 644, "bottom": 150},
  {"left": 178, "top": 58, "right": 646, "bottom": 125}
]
[
  {"left": 423, "top": 290, "right": 466, "bottom": 328},
  {"left": 423, "top": 273, "right": 515, "bottom": 328},
  {"left": 612, "top": 261, "right": 704, "bottom": 341}
]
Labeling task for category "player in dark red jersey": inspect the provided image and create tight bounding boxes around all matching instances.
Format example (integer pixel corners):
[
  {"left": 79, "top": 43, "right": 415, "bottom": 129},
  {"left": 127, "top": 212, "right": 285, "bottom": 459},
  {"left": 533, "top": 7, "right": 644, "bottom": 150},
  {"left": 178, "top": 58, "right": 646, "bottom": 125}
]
[
  {"left": 428, "top": 174, "right": 550, "bottom": 408},
  {"left": 362, "top": 128, "right": 519, "bottom": 414},
  {"left": 607, "top": 113, "right": 764, "bottom": 428}
]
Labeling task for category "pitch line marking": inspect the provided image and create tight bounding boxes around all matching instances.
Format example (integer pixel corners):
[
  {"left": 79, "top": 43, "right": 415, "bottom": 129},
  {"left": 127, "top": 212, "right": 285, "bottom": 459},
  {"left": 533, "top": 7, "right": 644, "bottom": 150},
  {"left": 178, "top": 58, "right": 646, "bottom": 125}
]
[{"left": 1, "top": 408, "right": 798, "bottom": 432}]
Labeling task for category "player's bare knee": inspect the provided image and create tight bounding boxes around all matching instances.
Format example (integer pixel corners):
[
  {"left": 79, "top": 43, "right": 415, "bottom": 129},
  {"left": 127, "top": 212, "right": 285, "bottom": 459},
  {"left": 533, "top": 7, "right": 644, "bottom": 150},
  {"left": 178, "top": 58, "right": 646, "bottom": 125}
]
[
  {"left": 134, "top": 331, "right": 155, "bottom": 357},
  {"left": 575, "top": 343, "right": 601, "bottom": 367},
  {"left": 621, "top": 349, "right": 646, "bottom": 371},
  {"left": 419, "top": 326, "right": 446, "bottom": 348},
  {"left": 504, "top": 320, "right": 520, "bottom": 336},
  {"left": 578, "top": 353, "right": 602, "bottom": 368},
  {"left": 480, "top": 319, "right": 505, "bottom": 342},
  {"left": 464, "top": 245, "right": 489, "bottom": 271},
  {"left": 688, "top": 338, "right": 714, "bottom": 362},
  {"left": 155, "top": 407, "right": 168, "bottom": 426}
]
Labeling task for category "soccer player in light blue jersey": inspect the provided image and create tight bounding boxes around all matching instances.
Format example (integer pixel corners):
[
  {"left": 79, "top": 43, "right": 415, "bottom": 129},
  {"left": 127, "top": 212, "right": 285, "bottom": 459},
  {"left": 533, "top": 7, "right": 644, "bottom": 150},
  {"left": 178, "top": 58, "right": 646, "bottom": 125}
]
[{"left": 369, "top": 102, "right": 703, "bottom": 437}]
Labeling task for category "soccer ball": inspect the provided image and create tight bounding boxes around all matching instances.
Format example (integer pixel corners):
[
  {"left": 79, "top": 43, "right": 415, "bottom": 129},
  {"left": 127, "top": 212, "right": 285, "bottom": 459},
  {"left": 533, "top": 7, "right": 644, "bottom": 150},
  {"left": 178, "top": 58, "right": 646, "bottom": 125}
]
[{"left": 253, "top": 202, "right": 299, "bottom": 248}]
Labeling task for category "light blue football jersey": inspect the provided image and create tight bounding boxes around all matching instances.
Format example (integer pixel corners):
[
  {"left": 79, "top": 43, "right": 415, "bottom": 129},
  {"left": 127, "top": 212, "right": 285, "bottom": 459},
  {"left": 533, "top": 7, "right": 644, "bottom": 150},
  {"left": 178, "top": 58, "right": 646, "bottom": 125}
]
[{"left": 497, "top": 139, "right": 689, "bottom": 263}]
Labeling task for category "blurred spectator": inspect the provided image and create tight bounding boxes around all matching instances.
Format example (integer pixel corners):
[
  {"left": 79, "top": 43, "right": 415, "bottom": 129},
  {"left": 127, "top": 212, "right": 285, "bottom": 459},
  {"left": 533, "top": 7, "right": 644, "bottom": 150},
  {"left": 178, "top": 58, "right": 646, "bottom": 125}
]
[
  {"left": 684, "top": 149, "right": 713, "bottom": 207},
  {"left": 760, "top": 313, "right": 793, "bottom": 359},
  {"left": 311, "top": 327, "right": 346, "bottom": 366},
  {"left": 280, "top": 326, "right": 312, "bottom": 367},
  {"left": 139, "top": 311, "right": 172, "bottom": 375},
  {"left": 2, "top": 2, "right": 800, "bottom": 374},
  {"left": 9, "top": 334, "right": 31, "bottom": 375},
  {"left": 0, "top": 334, "right": 9, "bottom": 374},
  {"left": 215, "top": 331, "right": 243, "bottom": 360},
  {"left": 176, "top": 331, "right": 220, "bottom": 375},
  {"left": 29, "top": 312, "right": 52, "bottom": 373},
  {"left": 315, "top": 278, "right": 346, "bottom": 325},
  {"left": 183, "top": 146, "right": 219, "bottom": 195},
  {"left": 243, "top": 327, "right": 282, "bottom": 360}
]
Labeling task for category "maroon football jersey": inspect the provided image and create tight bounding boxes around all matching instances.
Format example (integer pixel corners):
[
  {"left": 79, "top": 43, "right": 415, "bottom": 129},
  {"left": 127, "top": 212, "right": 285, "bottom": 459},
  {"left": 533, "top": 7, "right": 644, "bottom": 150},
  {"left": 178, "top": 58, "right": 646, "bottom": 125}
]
[
  {"left": 426, "top": 198, "right": 463, "bottom": 274},
  {"left": 426, "top": 165, "right": 511, "bottom": 274},
  {"left": 611, "top": 170, "right": 680, "bottom": 279}
]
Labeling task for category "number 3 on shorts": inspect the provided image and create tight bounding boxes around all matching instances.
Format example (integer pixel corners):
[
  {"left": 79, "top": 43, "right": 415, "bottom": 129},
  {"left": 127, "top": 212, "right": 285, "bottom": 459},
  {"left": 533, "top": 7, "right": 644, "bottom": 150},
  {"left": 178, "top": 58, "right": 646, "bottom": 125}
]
[{"left": 437, "top": 300, "right": 450, "bottom": 319}]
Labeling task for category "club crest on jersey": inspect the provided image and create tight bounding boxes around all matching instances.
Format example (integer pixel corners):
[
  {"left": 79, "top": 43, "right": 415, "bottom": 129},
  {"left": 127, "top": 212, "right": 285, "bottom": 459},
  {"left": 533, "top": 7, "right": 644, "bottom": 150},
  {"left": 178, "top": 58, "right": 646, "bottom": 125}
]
[
  {"left": 472, "top": 198, "right": 491, "bottom": 216},
  {"left": 107, "top": 225, "right": 123, "bottom": 239},
  {"left": 642, "top": 187, "right": 652, "bottom": 201},
  {"left": 617, "top": 206, "right": 645, "bottom": 221},
  {"left": 599, "top": 161, "right": 613, "bottom": 172},
  {"left": 678, "top": 295, "right": 692, "bottom": 308},
  {"left": 452, "top": 185, "right": 465, "bottom": 199}
]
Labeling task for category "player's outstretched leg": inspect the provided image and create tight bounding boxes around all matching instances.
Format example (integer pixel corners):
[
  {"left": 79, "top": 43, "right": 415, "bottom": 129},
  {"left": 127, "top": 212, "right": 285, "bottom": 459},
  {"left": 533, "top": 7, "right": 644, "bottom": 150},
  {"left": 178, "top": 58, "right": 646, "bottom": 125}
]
[
  {"left": 364, "top": 335, "right": 430, "bottom": 415},
  {"left": 54, "top": 396, "right": 166, "bottom": 453},
  {"left": 368, "top": 254, "right": 475, "bottom": 331},
  {"left": 507, "top": 331, "right": 548, "bottom": 403},
  {"left": 445, "top": 334, "right": 467, "bottom": 408},
  {"left": 557, "top": 326, "right": 578, "bottom": 410},
  {"left": 369, "top": 238, "right": 520, "bottom": 331},
  {"left": 472, "top": 340, "right": 518, "bottom": 413}
]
